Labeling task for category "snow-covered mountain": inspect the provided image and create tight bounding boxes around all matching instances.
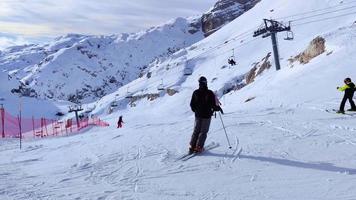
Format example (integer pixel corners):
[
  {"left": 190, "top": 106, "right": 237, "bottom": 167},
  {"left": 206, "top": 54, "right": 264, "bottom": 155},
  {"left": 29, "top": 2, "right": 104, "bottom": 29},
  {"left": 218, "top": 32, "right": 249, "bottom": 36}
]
[
  {"left": 0, "top": 17, "right": 203, "bottom": 103},
  {"left": 2, "top": 0, "right": 356, "bottom": 199},
  {"left": 202, "top": 0, "right": 260, "bottom": 36},
  {"left": 0, "top": 0, "right": 259, "bottom": 105}
]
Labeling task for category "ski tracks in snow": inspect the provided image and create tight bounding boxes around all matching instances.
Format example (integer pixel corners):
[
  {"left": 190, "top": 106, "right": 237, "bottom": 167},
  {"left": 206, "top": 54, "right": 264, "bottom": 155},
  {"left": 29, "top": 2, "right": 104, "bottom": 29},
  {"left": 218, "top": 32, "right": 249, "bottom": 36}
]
[{"left": 216, "top": 136, "right": 243, "bottom": 167}]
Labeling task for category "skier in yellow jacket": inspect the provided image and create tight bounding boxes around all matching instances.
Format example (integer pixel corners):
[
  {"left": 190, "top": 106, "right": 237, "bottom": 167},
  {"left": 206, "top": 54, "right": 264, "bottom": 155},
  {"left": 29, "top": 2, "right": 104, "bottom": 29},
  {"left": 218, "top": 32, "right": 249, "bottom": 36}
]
[{"left": 337, "top": 78, "right": 356, "bottom": 114}]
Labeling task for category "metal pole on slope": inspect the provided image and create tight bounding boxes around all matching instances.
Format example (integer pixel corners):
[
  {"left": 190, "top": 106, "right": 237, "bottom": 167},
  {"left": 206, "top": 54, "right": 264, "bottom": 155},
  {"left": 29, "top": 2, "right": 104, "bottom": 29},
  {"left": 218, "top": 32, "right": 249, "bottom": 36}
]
[
  {"left": 271, "top": 32, "right": 281, "bottom": 71},
  {"left": 218, "top": 112, "right": 232, "bottom": 149},
  {"left": 0, "top": 103, "right": 5, "bottom": 138},
  {"left": 253, "top": 19, "right": 293, "bottom": 71},
  {"left": 69, "top": 105, "right": 83, "bottom": 129},
  {"left": 18, "top": 97, "right": 22, "bottom": 149}
]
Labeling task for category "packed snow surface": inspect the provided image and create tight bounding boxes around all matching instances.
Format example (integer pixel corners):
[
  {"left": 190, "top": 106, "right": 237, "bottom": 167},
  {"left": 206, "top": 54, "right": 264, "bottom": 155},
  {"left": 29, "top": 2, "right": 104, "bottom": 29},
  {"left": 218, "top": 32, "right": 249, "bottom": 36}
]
[{"left": 1, "top": 0, "right": 356, "bottom": 199}]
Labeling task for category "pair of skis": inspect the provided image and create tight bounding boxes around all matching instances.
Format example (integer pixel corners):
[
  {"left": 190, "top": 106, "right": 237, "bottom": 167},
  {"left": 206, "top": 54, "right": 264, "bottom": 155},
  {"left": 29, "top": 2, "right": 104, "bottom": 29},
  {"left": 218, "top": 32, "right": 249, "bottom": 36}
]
[
  {"left": 325, "top": 109, "right": 356, "bottom": 116},
  {"left": 177, "top": 141, "right": 242, "bottom": 161},
  {"left": 177, "top": 142, "right": 220, "bottom": 161}
]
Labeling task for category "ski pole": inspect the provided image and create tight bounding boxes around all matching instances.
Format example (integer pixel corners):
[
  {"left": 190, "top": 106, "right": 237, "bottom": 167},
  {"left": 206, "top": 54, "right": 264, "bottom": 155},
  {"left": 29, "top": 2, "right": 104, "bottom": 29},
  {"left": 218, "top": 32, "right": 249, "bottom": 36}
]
[{"left": 218, "top": 112, "right": 232, "bottom": 149}]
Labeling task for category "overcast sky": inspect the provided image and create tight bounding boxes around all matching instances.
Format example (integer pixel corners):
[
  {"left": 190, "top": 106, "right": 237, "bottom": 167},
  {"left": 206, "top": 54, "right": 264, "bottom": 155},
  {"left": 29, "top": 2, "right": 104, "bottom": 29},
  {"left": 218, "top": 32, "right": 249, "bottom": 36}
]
[{"left": 0, "top": 0, "right": 216, "bottom": 49}]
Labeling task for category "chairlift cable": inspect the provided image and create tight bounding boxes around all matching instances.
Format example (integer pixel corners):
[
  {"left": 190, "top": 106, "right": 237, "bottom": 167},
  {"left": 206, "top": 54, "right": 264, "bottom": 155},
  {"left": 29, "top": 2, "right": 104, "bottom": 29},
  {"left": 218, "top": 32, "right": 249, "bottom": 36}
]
[
  {"left": 288, "top": 5, "right": 356, "bottom": 22},
  {"left": 292, "top": 11, "right": 356, "bottom": 26},
  {"left": 117, "top": 3, "right": 356, "bottom": 91},
  {"left": 276, "top": 0, "right": 356, "bottom": 20}
]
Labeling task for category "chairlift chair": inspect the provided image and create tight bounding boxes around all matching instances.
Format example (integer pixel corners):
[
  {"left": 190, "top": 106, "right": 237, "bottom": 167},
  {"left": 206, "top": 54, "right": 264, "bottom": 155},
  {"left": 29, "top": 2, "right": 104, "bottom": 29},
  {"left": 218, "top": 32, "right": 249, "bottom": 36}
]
[
  {"left": 157, "top": 84, "right": 165, "bottom": 91},
  {"left": 184, "top": 68, "right": 193, "bottom": 76},
  {"left": 184, "top": 60, "right": 193, "bottom": 76},
  {"left": 228, "top": 49, "right": 237, "bottom": 66},
  {"left": 125, "top": 87, "right": 133, "bottom": 99},
  {"left": 228, "top": 57, "right": 237, "bottom": 66},
  {"left": 85, "top": 110, "right": 91, "bottom": 113},
  {"left": 111, "top": 96, "right": 119, "bottom": 107},
  {"left": 284, "top": 31, "right": 294, "bottom": 41},
  {"left": 157, "top": 79, "right": 165, "bottom": 91},
  {"left": 125, "top": 93, "right": 133, "bottom": 99},
  {"left": 284, "top": 21, "right": 294, "bottom": 41},
  {"left": 110, "top": 101, "right": 118, "bottom": 107}
]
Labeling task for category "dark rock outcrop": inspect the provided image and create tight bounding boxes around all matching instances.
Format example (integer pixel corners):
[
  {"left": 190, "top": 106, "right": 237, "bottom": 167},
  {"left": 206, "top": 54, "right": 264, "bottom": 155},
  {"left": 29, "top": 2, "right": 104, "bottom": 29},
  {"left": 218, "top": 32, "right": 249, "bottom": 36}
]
[{"left": 202, "top": 0, "right": 260, "bottom": 37}]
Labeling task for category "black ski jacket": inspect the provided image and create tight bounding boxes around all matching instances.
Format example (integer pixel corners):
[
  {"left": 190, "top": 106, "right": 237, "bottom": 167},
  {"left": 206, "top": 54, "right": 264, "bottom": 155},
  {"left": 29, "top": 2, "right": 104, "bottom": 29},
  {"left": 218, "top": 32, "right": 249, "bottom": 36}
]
[
  {"left": 344, "top": 82, "right": 355, "bottom": 98},
  {"left": 190, "top": 87, "right": 219, "bottom": 118}
]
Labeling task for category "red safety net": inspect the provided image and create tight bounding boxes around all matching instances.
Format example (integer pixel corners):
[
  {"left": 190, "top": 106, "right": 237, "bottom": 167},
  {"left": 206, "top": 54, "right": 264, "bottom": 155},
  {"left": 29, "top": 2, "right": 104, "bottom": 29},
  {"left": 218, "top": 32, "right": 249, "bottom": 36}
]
[{"left": 0, "top": 108, "right": 109, "bottom": 139}]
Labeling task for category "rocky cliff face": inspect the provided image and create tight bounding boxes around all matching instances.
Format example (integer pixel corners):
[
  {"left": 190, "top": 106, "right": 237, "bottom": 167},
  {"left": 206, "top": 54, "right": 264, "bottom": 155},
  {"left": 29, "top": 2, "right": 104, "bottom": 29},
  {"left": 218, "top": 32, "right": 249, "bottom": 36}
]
[{"left": 202, "top": 0, "right": 260, "bottom": 37}]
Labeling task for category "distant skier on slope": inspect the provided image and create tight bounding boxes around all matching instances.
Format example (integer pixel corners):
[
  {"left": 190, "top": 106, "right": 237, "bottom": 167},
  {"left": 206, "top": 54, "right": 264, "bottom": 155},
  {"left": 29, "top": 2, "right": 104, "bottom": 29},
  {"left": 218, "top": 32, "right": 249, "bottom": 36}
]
[
  {"left": 336, "top": 77, "right": 356, "bottom": 114},
  {"left": 117, "top": 116, "right": 124, "bottom": 128},
  {"left": 189, "top": 76, "right": 223, "bottom": 154}
]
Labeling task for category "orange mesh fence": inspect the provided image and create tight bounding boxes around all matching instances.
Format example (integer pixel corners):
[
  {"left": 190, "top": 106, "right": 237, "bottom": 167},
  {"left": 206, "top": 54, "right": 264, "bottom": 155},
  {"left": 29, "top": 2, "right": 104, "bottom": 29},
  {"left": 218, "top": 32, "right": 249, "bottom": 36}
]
[{"left": 0, "top": 108, "right": 109, "bottom": 138}]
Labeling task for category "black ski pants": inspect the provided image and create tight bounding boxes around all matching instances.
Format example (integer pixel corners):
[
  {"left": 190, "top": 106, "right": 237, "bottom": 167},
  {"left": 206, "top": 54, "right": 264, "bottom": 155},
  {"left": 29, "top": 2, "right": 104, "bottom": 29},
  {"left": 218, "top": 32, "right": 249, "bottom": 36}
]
[
  {"left": 340, "top": 94, "right": 356, "bottom": 111},
  {"left": 190, "top": 117, "right": 211, "bottom": 148}
]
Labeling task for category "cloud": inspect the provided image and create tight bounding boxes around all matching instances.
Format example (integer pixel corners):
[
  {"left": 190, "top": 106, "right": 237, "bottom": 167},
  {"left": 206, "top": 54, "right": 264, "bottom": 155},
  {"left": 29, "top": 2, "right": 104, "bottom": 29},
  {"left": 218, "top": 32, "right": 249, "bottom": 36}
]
[
  {"left": 0, "top": 0, "right": 216, "bottom": 41},
  {"left": 0, "top": 33, "right": 28, "bottom": 50}
]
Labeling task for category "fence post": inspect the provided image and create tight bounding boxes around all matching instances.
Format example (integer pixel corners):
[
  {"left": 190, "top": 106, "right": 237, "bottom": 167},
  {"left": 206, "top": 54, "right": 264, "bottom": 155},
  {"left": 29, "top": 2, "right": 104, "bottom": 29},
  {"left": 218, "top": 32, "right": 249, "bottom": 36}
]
[
  {"left": 40, "top": 118, "right": 43, "bottom": 137},
  {"left": 18, "top": 114, "right": 22, "bottom": 149},
  {"left": 32, "top": 116, "right": 35, "bottom": 137},
  {"left": 70, "top": 119, "right": 73, "bottom": 133},
  {"left": 41, "top": 118, "right": 44, "bottom": 137},
  {"left": 19, "top": 98, "right": 22, "bottom": 149},
  {"left": 60, "top": 121, "right": 64, "bottom": 136},
  {"left": 52, "top": 120, "right": 55, "bottom": 136},
  {"left": 44, "top": 118, "right": 48, "bottom": 137},
  {"left": 0, "top": 106, "right": 4, "bottom": 138}
]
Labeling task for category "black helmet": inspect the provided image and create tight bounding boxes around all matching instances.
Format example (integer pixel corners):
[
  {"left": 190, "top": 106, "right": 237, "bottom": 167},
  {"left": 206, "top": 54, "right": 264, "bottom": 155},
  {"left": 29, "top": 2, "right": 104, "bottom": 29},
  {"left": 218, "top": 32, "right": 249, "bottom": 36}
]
[
  {"left": 345, "top": 78, "right": 351, "bottom": 82},
  {"left": 198, "top": 76, "right": 207, "bottom": 84}
]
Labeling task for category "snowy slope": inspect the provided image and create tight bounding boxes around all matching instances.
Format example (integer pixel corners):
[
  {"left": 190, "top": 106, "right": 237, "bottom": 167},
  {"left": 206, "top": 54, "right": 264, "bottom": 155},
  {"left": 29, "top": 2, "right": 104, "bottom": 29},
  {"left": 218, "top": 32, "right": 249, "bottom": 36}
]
[
  {"left": 0, "top": 17, "right": 203, "bottom": 103},
  {"left": 2, "top": 0, "right": 356, "bottom": 199}
]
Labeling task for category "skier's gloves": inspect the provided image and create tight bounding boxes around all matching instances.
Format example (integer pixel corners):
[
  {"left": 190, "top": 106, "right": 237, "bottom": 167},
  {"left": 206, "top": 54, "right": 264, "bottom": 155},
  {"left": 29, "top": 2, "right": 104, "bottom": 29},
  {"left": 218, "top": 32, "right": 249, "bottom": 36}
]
[
  {"left": 220, "top": 108, "right": 224, "bottom": 114},
  {"left": 337, "top": 87, "right": 340, "bottom": 90}
]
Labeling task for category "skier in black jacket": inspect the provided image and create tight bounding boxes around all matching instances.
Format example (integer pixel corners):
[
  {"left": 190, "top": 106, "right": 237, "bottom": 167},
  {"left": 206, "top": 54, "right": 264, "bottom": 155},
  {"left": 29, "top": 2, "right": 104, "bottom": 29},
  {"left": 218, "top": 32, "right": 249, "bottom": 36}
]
[
  {"left": 117, "top": 116, "right": 124, "bottom": 128},
  {"left": 189, "top": 76, "right": 223, "bottom": 153},
  {"left": 337, "top": 77, "right": 356, "bottom": 114}
]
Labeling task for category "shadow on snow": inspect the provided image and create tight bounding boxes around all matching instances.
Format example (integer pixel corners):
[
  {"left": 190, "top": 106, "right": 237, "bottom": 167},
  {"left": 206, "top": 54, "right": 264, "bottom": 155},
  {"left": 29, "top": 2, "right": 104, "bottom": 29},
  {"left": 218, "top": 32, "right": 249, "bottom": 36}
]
[{"left": 206, "top": 152, "right": 356, "bottom": 174}]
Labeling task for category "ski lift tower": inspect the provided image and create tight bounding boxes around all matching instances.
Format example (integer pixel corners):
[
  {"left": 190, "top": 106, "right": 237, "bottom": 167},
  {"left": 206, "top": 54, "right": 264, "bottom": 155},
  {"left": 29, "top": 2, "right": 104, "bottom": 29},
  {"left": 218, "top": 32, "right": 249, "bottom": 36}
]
[
  {"left": 253, "top": 19, "right": 293, "bottom": 71},
  {"left": 69, "top": 104, "right": 83, "bottom": 128}
]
